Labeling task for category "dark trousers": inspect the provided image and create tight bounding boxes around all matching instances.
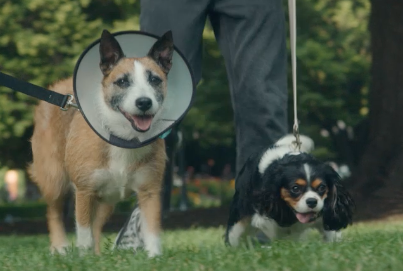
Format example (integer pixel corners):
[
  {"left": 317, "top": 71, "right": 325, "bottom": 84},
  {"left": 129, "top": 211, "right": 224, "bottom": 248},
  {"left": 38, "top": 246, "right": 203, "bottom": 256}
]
[{"left": 140, "top": 0, "right": 289, "bottom": 211}]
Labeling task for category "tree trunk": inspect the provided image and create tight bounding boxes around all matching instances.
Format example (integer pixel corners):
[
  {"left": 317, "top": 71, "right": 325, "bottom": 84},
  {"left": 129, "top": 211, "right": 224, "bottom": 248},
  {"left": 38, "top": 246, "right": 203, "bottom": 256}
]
[{"left": 350, "top": 0, "right": 403, "bottom": 220}]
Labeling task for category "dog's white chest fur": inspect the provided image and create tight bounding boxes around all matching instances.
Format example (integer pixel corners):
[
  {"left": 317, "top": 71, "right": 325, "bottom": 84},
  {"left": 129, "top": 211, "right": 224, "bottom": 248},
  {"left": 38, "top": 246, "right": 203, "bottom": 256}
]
[{"left": 92, "top": 145, "right": 152, "bottom": 203}]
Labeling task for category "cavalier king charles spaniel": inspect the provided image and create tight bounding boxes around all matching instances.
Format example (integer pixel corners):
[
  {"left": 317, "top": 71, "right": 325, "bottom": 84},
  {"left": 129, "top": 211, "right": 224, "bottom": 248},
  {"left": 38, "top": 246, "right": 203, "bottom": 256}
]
[{"left": 225, "top": 134, "right": 354, "bottom": 246}]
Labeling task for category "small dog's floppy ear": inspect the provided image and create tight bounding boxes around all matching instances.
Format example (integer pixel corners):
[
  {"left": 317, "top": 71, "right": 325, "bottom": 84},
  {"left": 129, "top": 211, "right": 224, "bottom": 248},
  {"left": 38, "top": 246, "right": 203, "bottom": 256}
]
[
  {"left": 258, "top": 160, "right": 296, "bottom": 227},
  {"left": 99, "top": 29, "right": 125, "bottom": 75},
  {"left": 234, "top": 153, "right": 262, "bottom": 215},
  {"left": 148, "top": 31, "right": 174, "bottom": 74},
  {"left": 322, "top": 165, "right": 354, "bottom": 231}
]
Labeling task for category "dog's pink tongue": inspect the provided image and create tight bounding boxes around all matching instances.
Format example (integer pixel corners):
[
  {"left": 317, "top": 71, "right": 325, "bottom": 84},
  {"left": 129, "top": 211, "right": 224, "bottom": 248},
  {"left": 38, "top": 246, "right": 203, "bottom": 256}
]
[
  {"left": 296, "top": 213, "right": 315, "bottom": 224},
  {"left": 133, "top": 115, "right": 153, "bottom": 131}
]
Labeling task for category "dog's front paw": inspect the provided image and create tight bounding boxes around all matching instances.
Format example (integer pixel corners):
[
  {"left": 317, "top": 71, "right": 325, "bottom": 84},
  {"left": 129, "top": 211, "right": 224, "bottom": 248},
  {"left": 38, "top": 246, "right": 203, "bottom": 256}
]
[
  {"left": 50, "top": 244, "right": 69, "bottom": 255},
  {"left": 147, "top": 248, "right": 162, "bottom": 258},
  {"left": 76, "top": 246, "right": 94, "bottom": 256},
  {"left": 323, "top": 230, "right": 342, "bottom": 242},
  {"left": 75, "top": 225, "right": 94, "bottom": 256},
  {"left": 144, "top": 236, "right": 162, "bottom": 258},
  {"left": 145, "top": 239, "right": 162, "bottom": 258}
]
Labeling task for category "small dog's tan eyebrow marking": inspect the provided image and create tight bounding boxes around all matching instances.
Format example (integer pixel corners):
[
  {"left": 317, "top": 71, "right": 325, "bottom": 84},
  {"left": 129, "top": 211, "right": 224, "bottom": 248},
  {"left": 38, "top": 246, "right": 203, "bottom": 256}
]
[
  {"left": 311, "top": 179, "right": 322, "bottom": 189},
  {"left": 295, "top": 179, "right": 307, "bottom": 186}
]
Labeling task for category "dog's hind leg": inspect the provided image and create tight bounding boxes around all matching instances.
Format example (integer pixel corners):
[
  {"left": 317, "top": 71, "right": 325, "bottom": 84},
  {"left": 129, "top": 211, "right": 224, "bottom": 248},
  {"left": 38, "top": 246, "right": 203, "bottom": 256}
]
[
  {"left": 28, "top": 163, "right": 70, "bottom": 254},
  {"left": 92, "top": 202, "right": 114, "bottom": 254},
  {"left": 47, "top": 193, "right": 70, "bottom": 254},
  {"left": 225, "top": 191, "right": 244, "bottom": 246},
  {"left": 227, "top": 220, "right": 247, "bottom": 247}
]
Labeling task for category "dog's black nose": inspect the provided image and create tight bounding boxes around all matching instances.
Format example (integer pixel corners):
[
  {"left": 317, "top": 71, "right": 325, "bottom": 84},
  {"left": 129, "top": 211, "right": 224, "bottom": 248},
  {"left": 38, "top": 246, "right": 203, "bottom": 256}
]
[
  {"left": 136, "top": 97, "right": 152, "bottom": 111},
  {"left": 306, "top": 198, "right": 317, "bottom": 208}
]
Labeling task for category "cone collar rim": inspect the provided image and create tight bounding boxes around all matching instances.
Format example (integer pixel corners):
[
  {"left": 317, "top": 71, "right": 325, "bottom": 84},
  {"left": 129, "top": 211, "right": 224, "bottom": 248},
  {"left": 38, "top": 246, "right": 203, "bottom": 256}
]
[{"left": 72, "top": 30, "right": 196, "bottom": 148}]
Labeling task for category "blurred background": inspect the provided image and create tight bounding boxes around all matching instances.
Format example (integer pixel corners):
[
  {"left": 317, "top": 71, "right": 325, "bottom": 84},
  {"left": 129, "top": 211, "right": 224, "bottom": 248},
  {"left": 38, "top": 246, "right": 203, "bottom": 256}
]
[{"left": 0, "top": 0, "right": 401, "bottom": 232}]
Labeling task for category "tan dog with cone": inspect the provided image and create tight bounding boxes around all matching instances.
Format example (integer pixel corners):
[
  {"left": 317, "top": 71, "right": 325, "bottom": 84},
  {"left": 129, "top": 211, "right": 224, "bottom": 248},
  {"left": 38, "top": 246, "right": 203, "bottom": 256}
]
[{"left": 29, "top": 29, "right": 173, "bottom": 257}]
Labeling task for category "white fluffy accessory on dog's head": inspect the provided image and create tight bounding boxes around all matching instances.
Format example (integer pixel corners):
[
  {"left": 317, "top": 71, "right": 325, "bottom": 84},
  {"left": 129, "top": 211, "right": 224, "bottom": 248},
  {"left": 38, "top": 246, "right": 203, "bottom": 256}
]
[{"left": 73, "top": 30, "right": 195, "bottom": 148}]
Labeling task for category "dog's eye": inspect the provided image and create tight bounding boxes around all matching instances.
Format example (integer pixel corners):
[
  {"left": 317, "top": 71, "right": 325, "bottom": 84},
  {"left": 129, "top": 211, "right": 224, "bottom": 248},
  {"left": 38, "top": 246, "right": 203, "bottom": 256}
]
[
  {"left": 114, "top": 77, "right": 130, "bottom": 88},
  {"left": 317, "top": 184, "right": 326, "bottom": 193},
  {"left": 149, "top": 75, "right": 162, "bottom": 85},
  {"left": 291, "top": 185, "right": 301, "bottom": 194}
]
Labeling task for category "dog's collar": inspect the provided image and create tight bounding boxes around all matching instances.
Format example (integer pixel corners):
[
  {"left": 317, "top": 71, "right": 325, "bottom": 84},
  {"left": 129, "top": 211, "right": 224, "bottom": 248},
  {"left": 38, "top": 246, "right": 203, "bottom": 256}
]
[
  {"left": 109, "top": 128, "right": 172, "bottom": 147},
  {"left": 158, "top": 129, "right": 172, "bottom": 139}
]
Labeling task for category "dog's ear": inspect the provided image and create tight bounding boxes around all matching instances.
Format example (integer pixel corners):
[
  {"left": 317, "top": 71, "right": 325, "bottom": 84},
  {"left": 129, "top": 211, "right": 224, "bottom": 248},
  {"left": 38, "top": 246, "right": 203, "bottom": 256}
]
[
  {"left": 234, "top": 153, "right": 261, "bottom": 214},
  {"left": 258, "top": 161, "right": 296, "bottom": 227},
  {"left": 231, "top": 150, "right": 268, "bottom": 219},
  {"left": 148, "top": 31, "right": 174, "bottom": 74},
  {"left": 322, "top": 165, "right": 354, "bottom": 231},
  {"left": 99, "top": 29, "right": 125, "bottom": 75}
]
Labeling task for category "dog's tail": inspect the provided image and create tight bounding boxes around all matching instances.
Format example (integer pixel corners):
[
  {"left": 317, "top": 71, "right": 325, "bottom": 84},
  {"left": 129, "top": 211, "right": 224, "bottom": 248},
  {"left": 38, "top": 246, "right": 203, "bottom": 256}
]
[{"left": 275, "top": 134, "right": 315, "bottom": 153}]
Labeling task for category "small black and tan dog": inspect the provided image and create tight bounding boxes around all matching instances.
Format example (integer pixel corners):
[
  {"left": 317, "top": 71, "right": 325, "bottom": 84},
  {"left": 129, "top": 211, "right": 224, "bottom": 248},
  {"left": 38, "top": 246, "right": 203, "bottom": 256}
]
[{"left": 225, "top": 134, "right": 354, "bottom": 246}]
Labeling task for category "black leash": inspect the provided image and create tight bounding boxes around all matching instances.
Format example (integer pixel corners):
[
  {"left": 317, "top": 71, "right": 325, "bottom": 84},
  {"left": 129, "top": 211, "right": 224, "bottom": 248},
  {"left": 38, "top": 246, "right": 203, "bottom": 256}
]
[{"left": 0, "top": 71, "right": 77, "bottom": 111}]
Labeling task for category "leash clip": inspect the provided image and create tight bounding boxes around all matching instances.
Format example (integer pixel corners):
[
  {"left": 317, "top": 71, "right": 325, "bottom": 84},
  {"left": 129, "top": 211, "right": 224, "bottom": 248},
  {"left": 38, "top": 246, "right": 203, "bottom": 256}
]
[
  {"left": 292, "top": 123, "right": 302, "bottom": 152},
  {"left": 60, "top": 94, "right": 79, "bottom": 111}
]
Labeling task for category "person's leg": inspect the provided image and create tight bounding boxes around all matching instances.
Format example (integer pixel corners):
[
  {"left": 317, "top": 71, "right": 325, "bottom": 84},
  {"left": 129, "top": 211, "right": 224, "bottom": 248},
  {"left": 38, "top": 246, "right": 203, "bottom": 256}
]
[
  {"left": 140, "top": 0, "right": 209, "bottom": 215},
  {"left": 140, "top": 0, "right": 209, "bottom": 84},
  {"left": 209, "top": 0, "right": 288, "bottom": 173}
]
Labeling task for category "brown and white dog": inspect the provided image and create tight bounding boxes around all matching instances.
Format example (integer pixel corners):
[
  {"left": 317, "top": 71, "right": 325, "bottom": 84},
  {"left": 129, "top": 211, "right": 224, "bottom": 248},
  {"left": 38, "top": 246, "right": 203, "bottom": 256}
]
[{"left": 29, "top": 30, "right": 173, "bottom": 257}]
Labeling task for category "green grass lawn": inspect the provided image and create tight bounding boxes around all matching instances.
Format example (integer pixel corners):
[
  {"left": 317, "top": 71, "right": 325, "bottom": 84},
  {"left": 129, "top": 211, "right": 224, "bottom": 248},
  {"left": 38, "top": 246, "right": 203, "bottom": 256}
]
[{"left": 1, "top": 219, "right": 403, "bottom": 271}]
